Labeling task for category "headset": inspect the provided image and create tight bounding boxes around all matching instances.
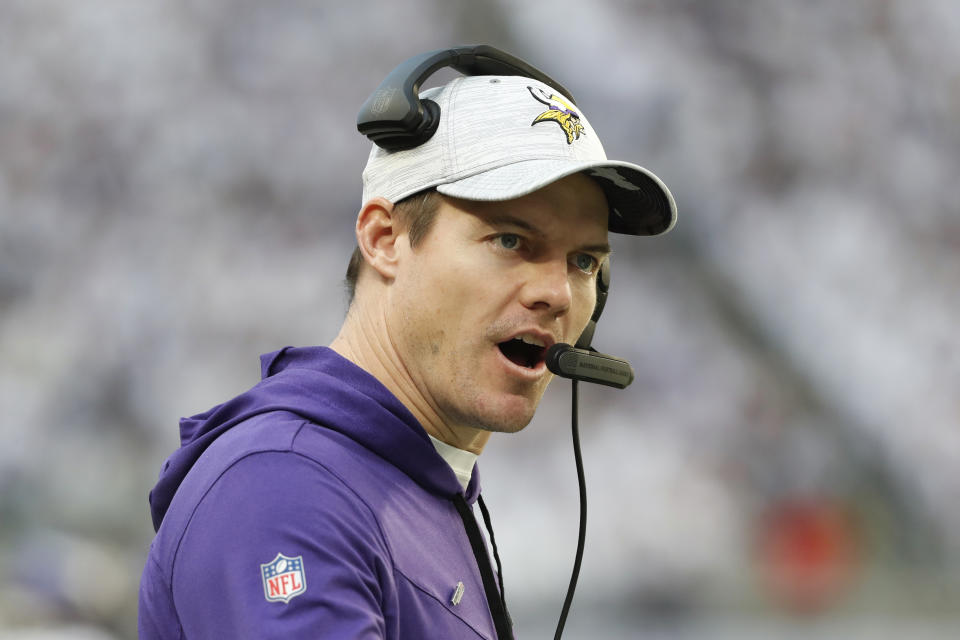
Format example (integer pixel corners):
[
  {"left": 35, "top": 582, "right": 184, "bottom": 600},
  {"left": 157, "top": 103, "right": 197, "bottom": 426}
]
[
  {"left": 554, "top": 259, "right": 634, "bottom": 389},
  {"left": 358, "top": 45, "right": 634, "bottom": 640},
  {"left": 358, "top": 45, "right": 576, "bottom": 152}
]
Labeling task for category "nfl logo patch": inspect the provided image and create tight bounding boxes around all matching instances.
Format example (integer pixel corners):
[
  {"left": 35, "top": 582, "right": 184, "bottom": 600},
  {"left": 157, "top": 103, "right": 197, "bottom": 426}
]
[{"left": 260, "top": 553, "right": 306, "bottom": 603}]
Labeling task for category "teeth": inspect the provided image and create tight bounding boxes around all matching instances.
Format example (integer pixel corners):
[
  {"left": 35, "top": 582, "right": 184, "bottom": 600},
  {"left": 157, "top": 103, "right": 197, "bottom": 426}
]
[{"left": 516, "top": 334, "right": 545, "bottom": 348}]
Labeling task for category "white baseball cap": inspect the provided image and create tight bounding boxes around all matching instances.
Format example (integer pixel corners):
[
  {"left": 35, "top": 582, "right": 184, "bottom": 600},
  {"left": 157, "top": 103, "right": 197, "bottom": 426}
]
[{"left": 361, "top": 74, "right": 676, "bottom": 236}]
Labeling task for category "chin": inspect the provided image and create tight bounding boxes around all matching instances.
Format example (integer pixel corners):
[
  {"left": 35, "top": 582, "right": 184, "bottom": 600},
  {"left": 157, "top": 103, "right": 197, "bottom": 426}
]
[
  {"left": 482, "top": 416, "right": 533, "bottom": 435},
  {"left": 441, "top": 365, "right": 548, "bottom": 434},
  {"left": 465, "top": 394, "right": 540, "bottom": 434}
]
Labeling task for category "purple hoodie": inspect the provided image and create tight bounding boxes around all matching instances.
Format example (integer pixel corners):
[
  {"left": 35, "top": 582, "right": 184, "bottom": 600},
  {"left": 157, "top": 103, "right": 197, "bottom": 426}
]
[{"left": 139, "top": 346, "right": 507, "bottom": 639}]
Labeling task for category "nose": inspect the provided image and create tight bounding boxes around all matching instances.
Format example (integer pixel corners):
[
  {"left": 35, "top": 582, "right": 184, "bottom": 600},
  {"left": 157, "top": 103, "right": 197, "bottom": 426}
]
[{"left": 519, "top": 258, "right": 572, "bottom": 316}]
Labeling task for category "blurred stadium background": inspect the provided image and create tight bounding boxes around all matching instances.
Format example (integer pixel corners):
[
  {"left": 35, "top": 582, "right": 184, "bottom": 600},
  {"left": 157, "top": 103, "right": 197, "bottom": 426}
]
[{"left": 1, "top": 0, "right": 958, "bottom": 638}]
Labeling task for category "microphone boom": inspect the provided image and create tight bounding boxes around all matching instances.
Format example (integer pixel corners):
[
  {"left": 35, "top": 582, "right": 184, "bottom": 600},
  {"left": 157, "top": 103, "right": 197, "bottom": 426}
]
[{"left": 545, "top": 344, "right": 634, "bottom": 389}]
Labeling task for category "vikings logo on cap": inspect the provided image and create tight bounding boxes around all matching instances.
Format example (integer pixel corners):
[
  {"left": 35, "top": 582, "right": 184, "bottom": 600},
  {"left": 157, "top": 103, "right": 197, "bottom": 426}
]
[
  {"left": 261, "top": 553, "right": 306, "bottom": 603},
  {"left": 528, "top": 86, "right": 585, "bottom": 144}
]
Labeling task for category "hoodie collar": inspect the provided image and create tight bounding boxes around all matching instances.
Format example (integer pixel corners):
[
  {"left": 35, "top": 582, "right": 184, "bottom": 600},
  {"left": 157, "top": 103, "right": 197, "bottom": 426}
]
[{"left": 150, "top": 346, "right": 480, "bottom": 531}]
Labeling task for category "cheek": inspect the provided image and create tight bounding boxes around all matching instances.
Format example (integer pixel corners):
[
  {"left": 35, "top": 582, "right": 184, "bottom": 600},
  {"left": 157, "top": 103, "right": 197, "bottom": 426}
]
[
  {"left": 435, "top": 259, "right": 501, "bottom": 308},
  {"left": 574, "top": 284, "right": 598, "bottom": 329},
  {"left": 400, "top": 261, "right": 484, "bottom": 334}
]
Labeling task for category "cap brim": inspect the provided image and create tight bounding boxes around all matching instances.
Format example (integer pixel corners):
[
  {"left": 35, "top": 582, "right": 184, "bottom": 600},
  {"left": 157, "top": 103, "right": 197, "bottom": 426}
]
[{"left": 436, "top": 159, "right": 677, "bottom": 236}]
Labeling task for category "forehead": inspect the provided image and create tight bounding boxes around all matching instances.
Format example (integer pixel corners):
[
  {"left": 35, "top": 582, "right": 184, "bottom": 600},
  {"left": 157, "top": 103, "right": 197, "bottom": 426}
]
[{"left": 440, "top": 173, "right": 610, "bottom": 245}]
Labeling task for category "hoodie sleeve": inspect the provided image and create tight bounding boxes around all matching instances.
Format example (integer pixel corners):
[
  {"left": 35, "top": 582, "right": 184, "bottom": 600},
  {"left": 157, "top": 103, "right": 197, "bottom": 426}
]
[{"left": 169, "top": 449, "right": 397, "bottom": 639}]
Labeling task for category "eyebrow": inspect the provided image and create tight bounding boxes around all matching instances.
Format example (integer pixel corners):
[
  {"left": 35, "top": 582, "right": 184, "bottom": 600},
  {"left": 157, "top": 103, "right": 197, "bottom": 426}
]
[
  {"left": 484, "top": 213, "right": 541, "bottom": 235},
  {"left": 484, "top": 213, "right": 612, "bottom": 256},
  {"left": 580, "top": 242, "right": 613, "bottom": 257}
]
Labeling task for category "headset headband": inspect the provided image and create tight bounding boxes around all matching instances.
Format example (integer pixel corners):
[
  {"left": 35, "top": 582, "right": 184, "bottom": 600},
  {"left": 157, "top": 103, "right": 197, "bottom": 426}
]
[{"left": 357, "top": 45, "right": 576, "bottom": 152}]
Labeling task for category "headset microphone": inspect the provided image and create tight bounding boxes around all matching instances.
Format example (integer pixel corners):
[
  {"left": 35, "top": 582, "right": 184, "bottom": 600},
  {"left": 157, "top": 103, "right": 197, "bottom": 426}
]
[
  {"left": 546, "top": 259, "right": 634, "bottom": 388},
  {"left": 545, "top": 344, "right": 634, "bottom": 389}
]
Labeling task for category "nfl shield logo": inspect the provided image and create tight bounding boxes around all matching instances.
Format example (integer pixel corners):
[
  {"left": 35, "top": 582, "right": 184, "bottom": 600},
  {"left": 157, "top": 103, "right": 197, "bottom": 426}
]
[{"left": 260, "top": 553, "right": 306, "bottom": 603}]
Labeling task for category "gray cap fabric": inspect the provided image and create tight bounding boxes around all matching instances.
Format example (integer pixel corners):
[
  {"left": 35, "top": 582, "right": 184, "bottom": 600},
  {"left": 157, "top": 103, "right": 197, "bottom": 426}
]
[{"left": 361, "top": 75, "right": 676, "bottom": 236}]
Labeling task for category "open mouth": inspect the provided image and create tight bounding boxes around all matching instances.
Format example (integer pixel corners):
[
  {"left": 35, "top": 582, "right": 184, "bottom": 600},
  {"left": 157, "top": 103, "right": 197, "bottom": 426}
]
[{"left": 497, "top": 335, "right": 547, "bottom": 369}]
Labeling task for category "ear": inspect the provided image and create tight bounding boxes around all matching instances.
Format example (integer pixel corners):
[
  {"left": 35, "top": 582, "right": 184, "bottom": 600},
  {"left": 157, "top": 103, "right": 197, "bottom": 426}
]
[{"left": 355, "top": 197, "right": 404, "bottom": 281}]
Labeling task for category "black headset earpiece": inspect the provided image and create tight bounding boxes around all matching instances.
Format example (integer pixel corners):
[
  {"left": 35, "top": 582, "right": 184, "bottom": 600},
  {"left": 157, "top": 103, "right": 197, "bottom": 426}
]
[
  {"left": 575, "top": 260, "right": 611, "bottom": 349},
  {"left": 357, "top": 45, "right": 576, "bottom": 152}
]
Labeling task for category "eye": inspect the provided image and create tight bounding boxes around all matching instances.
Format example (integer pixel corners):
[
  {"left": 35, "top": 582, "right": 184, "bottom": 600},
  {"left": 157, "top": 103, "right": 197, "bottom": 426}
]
[
  {"left": 572, "top": 253, "right": 598, "bottom": 274},
  {"left": 496, "top": 234, "right": 521, "bottom": 250}
]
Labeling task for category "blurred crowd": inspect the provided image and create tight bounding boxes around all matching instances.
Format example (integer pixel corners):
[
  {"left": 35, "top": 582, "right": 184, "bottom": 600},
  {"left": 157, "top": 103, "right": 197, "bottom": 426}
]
[{"left": 1, "top": 1, "right": 958, "bottom": 638}]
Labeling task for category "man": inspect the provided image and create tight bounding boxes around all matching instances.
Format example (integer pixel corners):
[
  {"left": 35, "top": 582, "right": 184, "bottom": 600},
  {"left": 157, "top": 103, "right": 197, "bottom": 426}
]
[{"left": 139, "top": 54, "right": 676, "bottom": 639}]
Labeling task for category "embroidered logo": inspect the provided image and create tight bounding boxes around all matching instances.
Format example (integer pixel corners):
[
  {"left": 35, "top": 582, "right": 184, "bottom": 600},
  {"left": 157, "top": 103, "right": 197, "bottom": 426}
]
[
  {"left": 528, "top": 86, "right": 585, "bottom": 144},
  {"left": 260, "top": 553, "right": 306, "bottom": 603}
]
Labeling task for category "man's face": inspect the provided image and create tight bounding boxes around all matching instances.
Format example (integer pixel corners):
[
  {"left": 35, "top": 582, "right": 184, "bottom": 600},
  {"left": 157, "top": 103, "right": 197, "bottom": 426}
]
[{"left": 386, "top": 172, "right": 610, "bottom": 436}]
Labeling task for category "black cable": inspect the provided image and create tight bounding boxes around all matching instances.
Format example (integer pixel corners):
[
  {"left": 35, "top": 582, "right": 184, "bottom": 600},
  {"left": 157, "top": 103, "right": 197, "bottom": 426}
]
[
  {"left": 554, "top": 379, "right": 586, "bottom": 640},
  {"left": 477, "top": 494, "right": 510, "bottom": 623},
  {"left": 453, "top": 494, "right": 514, "bottom": 639}
]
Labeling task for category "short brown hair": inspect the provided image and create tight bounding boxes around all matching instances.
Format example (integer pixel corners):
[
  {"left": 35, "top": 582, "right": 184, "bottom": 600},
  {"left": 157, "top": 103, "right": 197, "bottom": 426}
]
[{"left": 344, "top": 189, "right": 440, "bottom": 303}]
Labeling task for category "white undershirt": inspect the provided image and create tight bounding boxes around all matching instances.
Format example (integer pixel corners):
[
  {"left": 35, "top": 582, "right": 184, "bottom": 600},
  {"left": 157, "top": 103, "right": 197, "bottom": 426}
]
[{"left": 428, "top": 435, "right": 478, "bottom": 491}]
